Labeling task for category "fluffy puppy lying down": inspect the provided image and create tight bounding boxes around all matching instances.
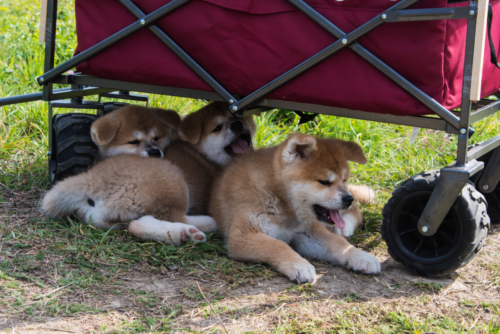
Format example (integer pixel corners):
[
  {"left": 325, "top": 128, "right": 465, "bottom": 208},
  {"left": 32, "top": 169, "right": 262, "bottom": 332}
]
[
  {"left": 209, "top": 133, "right": 380, "bottom": 283},
  {"left": 42, "top": 103, "right": 256, "bottom": 245},
  {"left": 42, "top": 155, "right": 211, "bottom": 244}
]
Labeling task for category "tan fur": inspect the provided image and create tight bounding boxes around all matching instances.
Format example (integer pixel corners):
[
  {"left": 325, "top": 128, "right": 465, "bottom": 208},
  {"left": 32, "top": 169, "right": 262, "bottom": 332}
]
[
  {"left": 209, "top": 133, "right": 380, "bottom": 283},
  {"left": 348, "top": 184, "right": 376, "bottom": 204},
  {"left": 91, "top": 105, "right": 180, "bottom": 158},
  {"left": 164, "top": 141, "right": 221, "bottom": 215},
  {"left": 43, "top": 155, "right": 188, "bottom": 226}
]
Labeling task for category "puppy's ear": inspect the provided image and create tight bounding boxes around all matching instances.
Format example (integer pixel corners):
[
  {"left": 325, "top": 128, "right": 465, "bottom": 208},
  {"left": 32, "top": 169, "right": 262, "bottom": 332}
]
[
  {"left": 179, "top": 111, "right": 204, "bottom": 145},
  {"left": 90, "top": 115, "right": 121, "bottom": 146},
  {"left": 154, "top": 109, "right": 181, "bottom": 131},
  {"left": 334, "top": 140, "right": 367, "bottom": 164},
  {"left": 282, "top": 133, "right": 317, "bottom": 163}
]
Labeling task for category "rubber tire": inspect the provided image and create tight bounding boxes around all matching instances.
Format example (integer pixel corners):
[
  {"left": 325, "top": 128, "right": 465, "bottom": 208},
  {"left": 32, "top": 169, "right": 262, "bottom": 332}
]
[
  {"left": 381, "top": 171, "right": 490, "bottom": 277},
  {"left": 477, "top": 150, "right": 500, "bottom": 223},
  {"left": 51, "top": 113, "right": 99, "bottom": 183}
]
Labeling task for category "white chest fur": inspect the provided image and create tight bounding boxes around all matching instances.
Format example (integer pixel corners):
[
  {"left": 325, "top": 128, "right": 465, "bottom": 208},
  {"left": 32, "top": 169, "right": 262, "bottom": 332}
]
[{"left": 249, "top": 212, "right": 304, "bottom": 244}]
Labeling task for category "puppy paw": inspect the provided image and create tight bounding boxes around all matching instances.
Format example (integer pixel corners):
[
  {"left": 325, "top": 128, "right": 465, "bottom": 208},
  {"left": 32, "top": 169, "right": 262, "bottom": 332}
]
[
  {"left": 345, "top": 248, "right": 381, "bottom": 274},
  {"left": 128, "top": 216, "right": 206, "bottom": 246},
  {"left": 179, "top": 227, "right": 207, "bottom": 244},
  {"left": 279, "top": 258, "right": 316, "bottom": 284}
]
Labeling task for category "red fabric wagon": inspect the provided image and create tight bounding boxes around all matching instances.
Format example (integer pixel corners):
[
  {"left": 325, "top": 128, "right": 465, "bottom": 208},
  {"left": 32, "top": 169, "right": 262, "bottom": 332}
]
[{"left": 74, "top": 0, "right": 500, "bottom": 117}]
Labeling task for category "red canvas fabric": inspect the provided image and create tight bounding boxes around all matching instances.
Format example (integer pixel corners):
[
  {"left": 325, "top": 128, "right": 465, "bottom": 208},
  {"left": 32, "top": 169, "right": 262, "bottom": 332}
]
[{"left": 74, "top": 0, "right": 500, "bottom": 116}]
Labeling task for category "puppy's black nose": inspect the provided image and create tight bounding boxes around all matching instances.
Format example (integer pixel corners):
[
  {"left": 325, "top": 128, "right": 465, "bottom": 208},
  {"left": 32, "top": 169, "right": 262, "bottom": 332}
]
[
  {"left": 230, "top": 121, "right": 243, "bottom": 132},
  {"left": 342, "top": 194, "right": 354, "bottom": 207},
  {"left": 147, "top": 149, "right": 161, "bottom": 157}
]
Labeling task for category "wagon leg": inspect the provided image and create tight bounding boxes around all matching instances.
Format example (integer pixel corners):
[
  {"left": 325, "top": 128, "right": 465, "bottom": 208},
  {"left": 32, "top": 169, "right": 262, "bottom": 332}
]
[{"left": 417, "top": 161, "right": 484, "bottom": 237}]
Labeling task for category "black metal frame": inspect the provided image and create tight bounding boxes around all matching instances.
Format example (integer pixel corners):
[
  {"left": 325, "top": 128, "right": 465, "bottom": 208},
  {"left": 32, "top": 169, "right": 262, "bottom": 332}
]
[{"left": 1, "top": 0, "right": 499, "bottom": 236}]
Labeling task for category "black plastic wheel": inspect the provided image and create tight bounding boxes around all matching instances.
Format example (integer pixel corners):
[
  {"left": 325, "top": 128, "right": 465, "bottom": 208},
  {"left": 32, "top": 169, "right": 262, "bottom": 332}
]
[
  {"left": 477, "top": 150, "right": 500, "bottom": 223},
  {"left": 50, "top": 113, "right": 99, "bottom": 183},
  {"left": 381, "top": 171, "right": 490, "bottom": 277}
]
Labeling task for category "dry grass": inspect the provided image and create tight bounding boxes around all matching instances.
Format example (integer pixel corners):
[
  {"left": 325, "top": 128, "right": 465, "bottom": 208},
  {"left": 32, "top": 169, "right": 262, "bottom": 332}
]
[{"left": 1, "top": 190, "right": 499, "bottom": 333}]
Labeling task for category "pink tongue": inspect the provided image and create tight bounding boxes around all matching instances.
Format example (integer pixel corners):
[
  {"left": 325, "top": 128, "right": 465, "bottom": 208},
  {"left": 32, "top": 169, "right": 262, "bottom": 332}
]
[
  {"left": 329, "top": 210, "right": 345, "bottom": 229},
  {"left": 231, "top": 138, "right": 251, "bottom": 154}
]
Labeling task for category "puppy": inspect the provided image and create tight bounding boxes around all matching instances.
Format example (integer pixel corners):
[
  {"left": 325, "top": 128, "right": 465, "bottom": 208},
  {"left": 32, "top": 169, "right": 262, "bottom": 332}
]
[
  {"left": 167, "top": 102, "right": 256, "bottom": 214},
  {"left": 90, "top": 105, "right": 181, "bottom": 158},
  {"left": 41, "top": 155, "right": 213, "bottom": 245},
  {"left": 209, "top": 133, "right": 380, "bottom": 283}
]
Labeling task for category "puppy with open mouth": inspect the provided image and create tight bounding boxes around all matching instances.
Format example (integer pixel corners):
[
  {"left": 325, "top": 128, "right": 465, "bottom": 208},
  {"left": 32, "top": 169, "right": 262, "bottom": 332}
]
[
  {"left": 209, "top": 133, "right": 380, "bottom": 283},
  {"left": 165, "top": 102, "right": 255, "bottom": 215}
]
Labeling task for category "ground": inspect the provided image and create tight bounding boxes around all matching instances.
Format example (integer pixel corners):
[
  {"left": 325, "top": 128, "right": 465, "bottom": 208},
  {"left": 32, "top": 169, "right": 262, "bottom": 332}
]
[
  {"left": 1, "top": 0, "right": 500, "bottom": 332},
  {"left": 1, "top": 188, "right": 499, "bottom": 333}
]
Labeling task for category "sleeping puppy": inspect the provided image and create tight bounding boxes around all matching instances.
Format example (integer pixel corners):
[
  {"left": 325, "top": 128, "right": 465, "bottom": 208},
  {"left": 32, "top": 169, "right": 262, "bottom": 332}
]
[
  {"left": 209, "top": 133, "right": 380, "bottom": 283},
  {"left": 90, "top": 105, "right": 181, "bottom": 158}
]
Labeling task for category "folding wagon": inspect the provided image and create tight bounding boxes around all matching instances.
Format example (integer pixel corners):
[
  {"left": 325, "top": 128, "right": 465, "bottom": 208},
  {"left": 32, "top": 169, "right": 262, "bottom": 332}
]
[{"left": 1, "top": 0, "right": 500, "bottom": 277}]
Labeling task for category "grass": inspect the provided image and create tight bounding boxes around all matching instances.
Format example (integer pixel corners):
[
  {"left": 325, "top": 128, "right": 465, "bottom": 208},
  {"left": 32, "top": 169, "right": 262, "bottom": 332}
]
[{"left": 1, "top": 0, "right": 500, "bottom": 332}]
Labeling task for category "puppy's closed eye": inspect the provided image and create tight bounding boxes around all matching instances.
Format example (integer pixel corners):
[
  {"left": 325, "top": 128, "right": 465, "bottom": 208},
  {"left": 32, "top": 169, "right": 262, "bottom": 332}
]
[{"left": 129, "top": 139, "right": 140, "bottom": 145}]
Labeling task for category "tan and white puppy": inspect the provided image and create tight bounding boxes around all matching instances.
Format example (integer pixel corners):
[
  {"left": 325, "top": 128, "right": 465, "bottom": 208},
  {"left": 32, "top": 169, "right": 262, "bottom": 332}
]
[
  {"left": 41, "top": 155, "right": 212, "bottom": 245},
  {"left": 209, "top": 133, "right": 380, "bottom": 283},
  {"left": 90, "top": 105, "right": 181, "bottom": 158},
  {"left": 166, "top": 102, "right": 256, "bottom": 215}
]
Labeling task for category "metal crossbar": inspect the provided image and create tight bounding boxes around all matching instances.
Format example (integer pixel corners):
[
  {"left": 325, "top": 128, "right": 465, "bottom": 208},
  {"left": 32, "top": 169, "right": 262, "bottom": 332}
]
[
  {"left": 231, "top": 0, "right": 421, "bottom": 113},
  {"left": 117, "top": 0, "right": 236, "bottom": 104},
  {"left": 37, "top": 0, "right": 191, "bottom": 85},
  {"left": 285, "top": 0, "right": 466, "bottom": 132}
]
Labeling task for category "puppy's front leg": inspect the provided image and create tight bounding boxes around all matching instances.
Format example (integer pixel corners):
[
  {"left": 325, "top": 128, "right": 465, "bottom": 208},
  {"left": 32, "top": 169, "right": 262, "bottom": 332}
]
[
  {"left": 293, "top": 222, "right": 380, "bottom": 274},
  {"left": 128, "top": 216, "right": 206, "bottom": 245},
  {"left": 227, "top": 219, "right": 316, "bottom": 283}
]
